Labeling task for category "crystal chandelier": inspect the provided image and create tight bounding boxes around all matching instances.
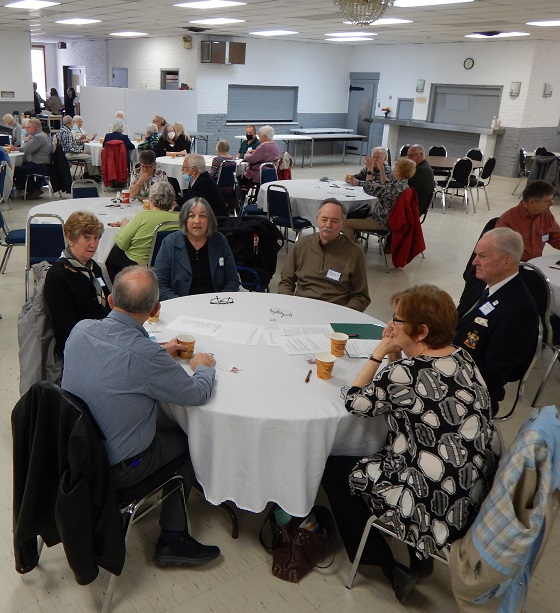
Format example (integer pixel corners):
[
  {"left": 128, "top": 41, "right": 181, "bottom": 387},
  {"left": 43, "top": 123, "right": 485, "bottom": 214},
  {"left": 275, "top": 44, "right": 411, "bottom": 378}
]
[{"left": 333, "top": 0, "right": 395, "bottom": 25}]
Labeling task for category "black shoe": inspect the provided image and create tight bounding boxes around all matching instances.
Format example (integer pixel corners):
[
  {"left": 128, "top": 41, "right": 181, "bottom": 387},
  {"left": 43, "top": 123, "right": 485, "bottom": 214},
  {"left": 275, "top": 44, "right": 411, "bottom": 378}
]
[
  {"left": 392, "top": 563, "right": 419, "bottom": 603},
  {"left": 414, "top": 556, "right": 434, "bottom": 580},
  {"left": 153, "top": 533, "right": 220, "bottom": 567}
]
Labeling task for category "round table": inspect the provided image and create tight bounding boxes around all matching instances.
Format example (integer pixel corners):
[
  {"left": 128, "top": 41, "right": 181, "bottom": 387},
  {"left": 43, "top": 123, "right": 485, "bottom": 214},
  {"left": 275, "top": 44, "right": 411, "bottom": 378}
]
[
  {"left": 156, "top": 155, "right": 246, "bottom": 189},
  {"left": 28, "top": 197, "right": 144, "bottom": 262},
  {"left": 256, "top": 179, "right": 376, "bottom": 222},
  {"left": 85, "top": 141, "right": 139, "bottom": 167},
  {"left": 530, "top": 255, "right": 560, "bottom": 315},
  {"left": 8, "top": 151, "right": 24, "bottom": 166},
  {"left": 157, "top": 292, "right": 387, "bottom": 516}
]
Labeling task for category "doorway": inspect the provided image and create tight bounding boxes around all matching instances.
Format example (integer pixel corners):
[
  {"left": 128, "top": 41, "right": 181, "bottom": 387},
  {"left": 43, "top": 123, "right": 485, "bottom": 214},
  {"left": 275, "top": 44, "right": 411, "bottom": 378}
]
[
  {"left": 347, "top": 72, "right": 379, "bottom": 156},
  {"left": 112, "top": 68, "right": 128, "bottom": 88},
  {"left": 63, "top": 66, "right": 85, "bottom": 95}
]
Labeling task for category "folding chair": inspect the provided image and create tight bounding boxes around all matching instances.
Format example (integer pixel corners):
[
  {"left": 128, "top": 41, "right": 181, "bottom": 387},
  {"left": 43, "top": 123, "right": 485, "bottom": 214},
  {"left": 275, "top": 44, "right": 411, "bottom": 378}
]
[
  {"left": 148, "top": 220, "right": 180, "bottom": 267},
  {"left": 266, "top": 184, "right": 314, "bottom": 252},
  {"left": 469, "top": 156, "right": 496, "bottom": 210},
  {"left": 216, "top": 159, "right": 240, "bottom": 214},
  {"left": 435, "top": 157, "right": 474, "bottom": 213},
  {"left": 399, "top": 144, "right": 411, "bottom": 157},
  {"left": 71, "top": 178, "right": 99, "bottom": 198},
  {"left": 512, "top": 148, "right": 528, "bottom": 195},
  {"left": 0, "top": 209, "right": 25, "bottom": 273}
]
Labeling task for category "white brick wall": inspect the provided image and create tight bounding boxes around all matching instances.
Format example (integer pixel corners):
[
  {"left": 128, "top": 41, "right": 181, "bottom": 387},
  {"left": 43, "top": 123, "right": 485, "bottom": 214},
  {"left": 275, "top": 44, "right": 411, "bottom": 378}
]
[{"left": 0, "top": 31, "right": 33, "bottom": 101}]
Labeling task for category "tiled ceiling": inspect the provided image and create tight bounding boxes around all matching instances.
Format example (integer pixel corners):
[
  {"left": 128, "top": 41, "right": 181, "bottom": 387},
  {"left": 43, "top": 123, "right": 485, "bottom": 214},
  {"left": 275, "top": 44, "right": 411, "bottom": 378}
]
[{"left": 1, "top": 0, "right": 559, "bottom": 45}]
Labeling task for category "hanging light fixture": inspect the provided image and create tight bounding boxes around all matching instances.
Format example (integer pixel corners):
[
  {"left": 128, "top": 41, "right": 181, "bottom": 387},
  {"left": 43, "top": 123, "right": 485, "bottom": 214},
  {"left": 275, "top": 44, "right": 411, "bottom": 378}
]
[{"left": 333, "top": 0, "right": 395, "bottom": 25}]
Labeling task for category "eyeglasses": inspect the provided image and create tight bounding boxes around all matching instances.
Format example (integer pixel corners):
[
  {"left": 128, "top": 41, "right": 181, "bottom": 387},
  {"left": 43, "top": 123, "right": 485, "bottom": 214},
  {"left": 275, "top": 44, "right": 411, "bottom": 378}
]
[
  {"left": 391, "top": 313, "right": 408, "bottom": 324},
  {"left": 210, "top": 296, "right": 234, "bottom": 304},
  {"left": 270, "top": 308, "right": 292, "bottom": 317},
  {"left": 407, "top": 152, "right": 421, "bottom": 158}
]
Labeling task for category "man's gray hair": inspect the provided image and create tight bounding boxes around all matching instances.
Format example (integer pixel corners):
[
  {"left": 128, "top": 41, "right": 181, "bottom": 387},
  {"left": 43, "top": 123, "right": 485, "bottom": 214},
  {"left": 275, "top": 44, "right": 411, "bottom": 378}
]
[
  {"left": 318, "top": 198, "right": 347, "bottom": 220},
  {"left": 149, "top": 181, "right": 176, "bottom": 211},
  {"left": 486, "top": 228, "right": 524, "bottom": 263},
  {"left": 179, "top": 197, "right": 217, "bottom": 236},
  {"left": 62, "top": 115, "right": 73, "bottom": 127},
  {"left": 259, "top": 125, "right": 274, "bottom": 140},
  {"left": 112, "top": 122, "right": 124, "bottom": 133},
  {"left": 372, "top": 146, "right": 387, "bottom": 160},
  {"left": 146, "top": 123, "right": 158, "bottom": 134},
  {"left": 28, "top": 118, "right": 42, "bottom": 130},
  {"left": 186, "top": 153, "right": 206, "bottom": 173},
  {"left": 112, "top": 266, "right": 160, "bottom": 314}
]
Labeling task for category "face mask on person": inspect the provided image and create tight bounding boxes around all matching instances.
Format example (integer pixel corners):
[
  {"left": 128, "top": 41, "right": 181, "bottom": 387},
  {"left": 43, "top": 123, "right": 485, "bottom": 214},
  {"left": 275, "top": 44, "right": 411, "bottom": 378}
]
[
  {"left": 21, "top": 129, "right": 27, "bottom": 138},
  {"left": 246, "top": 133, "right": 253, "bottom": 140},
  {"left": 168, "top": 131, "right": 176, "bottom": 140},
  {"left": 183, "top": 173, "right": 191, "bottom": 184}
]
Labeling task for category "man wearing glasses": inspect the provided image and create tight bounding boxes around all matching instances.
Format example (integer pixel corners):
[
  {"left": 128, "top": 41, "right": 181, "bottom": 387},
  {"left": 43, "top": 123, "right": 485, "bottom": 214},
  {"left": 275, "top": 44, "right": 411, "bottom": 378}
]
[
  {"left": 129, "top": 149, "right": 169, "bottom": 200},
  {"left": 406, "top": 144, "right": 435, "bottom": 217}
]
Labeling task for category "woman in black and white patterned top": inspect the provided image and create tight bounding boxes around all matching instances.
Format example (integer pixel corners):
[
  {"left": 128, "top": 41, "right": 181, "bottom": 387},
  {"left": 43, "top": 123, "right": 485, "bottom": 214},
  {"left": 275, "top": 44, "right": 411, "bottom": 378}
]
[{"left": 322, "top": 284, "right": 500, "bottom": 603}]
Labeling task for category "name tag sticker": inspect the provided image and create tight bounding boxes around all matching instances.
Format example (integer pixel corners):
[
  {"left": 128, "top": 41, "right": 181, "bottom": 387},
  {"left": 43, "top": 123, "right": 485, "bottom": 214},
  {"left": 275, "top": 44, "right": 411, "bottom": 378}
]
[
  {"left": 326, "top": 269, "right": 341, "bottom": 281},
  {"left": 542, "top": 234, "right": 549, "bottom": 242},
  {"left": 475, "top": 317, "right": 488, "bottom": 327},
  {"left": 97, "top": 277, "right": 106, "bottom": 287},
  {"left": 479, "top": 302, "right": 495, "bottom": 315},
  {"left": 218, "top": 257, "right": 224, "bottom": 267}
]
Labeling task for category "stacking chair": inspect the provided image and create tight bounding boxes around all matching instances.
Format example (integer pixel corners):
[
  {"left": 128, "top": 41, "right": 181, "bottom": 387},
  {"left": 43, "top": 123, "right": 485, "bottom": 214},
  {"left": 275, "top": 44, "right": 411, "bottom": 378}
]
[
  {"left": 25, "top": 213, "right": 66, "bottom": 300},
  {"left": 260, "top": 162, "right": 278, "bottom": 185},
  {"left": 356, "top": 225, "right": 391, "bottom": 270},
  {"left": 0, "top": 158, "right": 14, "bottom": 208},
  {"left": 216, "top": 159, "right": 240, "bottom": 214},
  {"left": 428, "top": 145, "right": 447, "bottom": 157},
  {"left": 0, "top": 133, "right": 11, "bottom": 146},
  {"left": 512, "top": 148, "right": 528, "bottom": 195},
  {"left": 71, "top": 178, "right": 99, "bottom": 198},
  {"left": 469, "top": 156, "right": 496, "bottom": 210},
  {"left": 435, "top": 157, "right": 474, "bottom": 213},
  {"left": 0, "top": 209, "right": 25, "bottom": 274},
  {"left": 24, "top": 171, "right": 53, "bottom": 201},
  {"left": 266, "top": 184, "right": 314, "bottom": 251},
  {"left": 69, "top": 159, "right": 86, "bottom": 179},
  {"left": 535, "top": 146, "right": 550, "bottom": 157},
  {"left": 466, "top": 148, "right": 484, "bottom": 162},
  {"left": 148, "top": 220, "right": 180, "bottom": 267},
  {"left": 399, "top": 144, "right": 411, "bottom": 157}
]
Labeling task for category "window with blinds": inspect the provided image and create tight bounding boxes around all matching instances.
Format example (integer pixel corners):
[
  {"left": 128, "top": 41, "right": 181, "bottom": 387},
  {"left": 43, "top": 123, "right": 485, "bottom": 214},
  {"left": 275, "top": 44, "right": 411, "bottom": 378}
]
[{"left": 227, "top": 85, "right": 298, "bottom": 123}]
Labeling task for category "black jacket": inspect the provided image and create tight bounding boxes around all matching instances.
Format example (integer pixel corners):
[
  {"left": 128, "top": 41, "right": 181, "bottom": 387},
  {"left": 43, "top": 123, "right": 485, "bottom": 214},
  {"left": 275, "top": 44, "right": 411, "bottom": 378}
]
[
  {"left": 12, "top": 382, "right": 125, "bottom": 585},
  {"left": 454, "top": 274, "right": 539, "bottom": 412},
  {"left": 179, "top": 171, "right": 229, "bottom": 218},
  {"left": 50, "top": 144, "right": 72, "bottom": 194}
]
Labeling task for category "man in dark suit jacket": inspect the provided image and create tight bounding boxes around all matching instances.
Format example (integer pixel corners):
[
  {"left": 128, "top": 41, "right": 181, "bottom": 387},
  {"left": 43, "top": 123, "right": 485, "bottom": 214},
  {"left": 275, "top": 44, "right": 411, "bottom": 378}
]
[
  {"left": 454, "top": 227, "right": 539, "bottom": 414},
  {"left": 406, "top": 144, "right": 435, "bottom": 216},
  {"left": 179, "top": 153, "right": 228, "bottom": 218}
]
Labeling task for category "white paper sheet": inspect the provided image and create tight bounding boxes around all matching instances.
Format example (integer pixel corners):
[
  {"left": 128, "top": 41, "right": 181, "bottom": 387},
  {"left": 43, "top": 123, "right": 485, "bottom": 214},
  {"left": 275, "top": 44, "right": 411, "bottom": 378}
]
[
  {"left": 279, "top": 324, "right": 332, "bottom": 337},
  {"left": 165, "top": 316, "right": 224, "bottom": 337},
  {"left": 278, "top": 334, "right": 331, "bottom": 355},
  {"left": 214, "top": 321, "right": 264, "bottom": 345},
  {"left": 345, "top": 339, "right": 381, "bottom": 358},
  {"left": 263, "top": 329, "right": 284, "bottom": 347}
]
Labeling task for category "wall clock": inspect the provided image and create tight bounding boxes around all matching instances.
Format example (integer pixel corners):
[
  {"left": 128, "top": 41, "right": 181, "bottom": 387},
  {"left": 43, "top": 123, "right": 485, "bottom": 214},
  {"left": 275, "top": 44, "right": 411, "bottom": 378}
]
[{"left": 463, "top": 58, "right": 475, "bottom": 70}]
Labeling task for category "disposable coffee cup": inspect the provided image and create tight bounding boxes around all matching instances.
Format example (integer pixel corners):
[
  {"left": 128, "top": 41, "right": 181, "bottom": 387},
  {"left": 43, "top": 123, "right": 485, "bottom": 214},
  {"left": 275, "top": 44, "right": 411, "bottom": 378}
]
[
  {"left": 122, "top": 189, "right": 130, "bottom": 204},
  {"left": 136, "top": 137, "right": 140, "bottom": 143},
  {"left": 171, "top": 152, "right": 177, "bottom": 159},
  {"left": 345, "top": 174, "right": 354, "bottom": 183},
  {"left": 330, "top": 332, "right": 349, "bottom": 357},
  {"left": 177, "top": 334, "right": 196, "bottom": 359},
  {"left": 143, "top": 199, "right": 151, "bottom": 210},
  {"left": 316, "top": 352, "right": 336, "bottom": 380},
  {"left": 99, "top": 138, "right": 103, "bottom": 143}
]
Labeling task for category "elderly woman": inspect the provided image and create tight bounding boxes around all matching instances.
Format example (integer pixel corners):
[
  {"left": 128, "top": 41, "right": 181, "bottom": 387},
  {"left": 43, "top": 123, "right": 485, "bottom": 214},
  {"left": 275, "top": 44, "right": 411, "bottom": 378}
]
[
  {"left": 322, "top": 284, "right": 500, "bottom": 603},
  {"left": 44, "top": 211, "right": 111, "bottom": 356},
  {"left": 342, "top": 156, "right": 416, "bottom": 241},
  {"left": 106, "top": 181, "right": 179, "bottom": 281},
  {"left": 44, "top": 88, "right": 63, "bottom": 114},
  {"left": 2, "top": 114, "right": 22, "bottom": 146},
  {"left": 179, "top": 154, "right": 229, "bottom": 217},
  {"left": 210, "top": 139, "right": 233, "bottom": 179},
  {"left": 138, "top": 123, "right": 161, "bottom": 151},
  {"left": 129, "top": 149, "right": 169, "bottom": 200},
  {"left": 155, "top": 196, "right": 239, "bottom": 300},
  {"left": 152, "top": 115, "right": 167, "bottom": 134},
  {"left": 103, "top": 121, "right": 135, "bottom": 154},
  {"left": 154, "top": 124, "right": 188, "bottom": 158},
  {"left": 173, "top": 121, "right": 191, "bottom": 153}
]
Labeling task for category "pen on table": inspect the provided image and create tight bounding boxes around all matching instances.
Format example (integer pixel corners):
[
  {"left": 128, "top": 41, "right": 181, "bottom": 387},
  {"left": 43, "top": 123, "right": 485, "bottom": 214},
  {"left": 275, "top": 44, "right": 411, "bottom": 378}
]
[
  {"left": 550, "top": 266, "right": 560, "bottom": 271},
  {"left": 305, "top": 369, "right": 312, "bottom": 383}
]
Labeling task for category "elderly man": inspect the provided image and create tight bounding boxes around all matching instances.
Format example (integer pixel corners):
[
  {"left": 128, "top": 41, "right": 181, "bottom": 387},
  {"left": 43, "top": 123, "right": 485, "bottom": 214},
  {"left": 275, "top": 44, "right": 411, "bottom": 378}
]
[
  {"left": 61, "top": 266, "right": 220, "bottom": 567},
  {"left": 57, "top": 115, "right": 95, "bottom": 177},
  {"left": 236, "top": 124, "right": 260, "bottom": 160},
  {"left": 347, "top": 147, "right": 392, "bottom": 186},
  {"left": 2, "top": 113, "right": 22, "bottom": 146},
  {"left": 242, "top": 125, "right": 280, "bottom": 185},
  {"left": 454, "top": 228, "right": 539, "bottom": 414},
  {"left": 406, "top": 144, "right": 435, "bottom": 216},
  {"left": 13, "top": 117, "right": 52, "bottom": 199},
  {"left": 179, "top": 153, "right": 228, "bottom": 217},
  {"left": 278, "top": 198, "right": 370, "bottom": 312},
  {"left": 129, "top": 149, "right": 168, "bottom": 200},
  {"left": 496, "top": 180, "right": 560, "bottom": 261}
]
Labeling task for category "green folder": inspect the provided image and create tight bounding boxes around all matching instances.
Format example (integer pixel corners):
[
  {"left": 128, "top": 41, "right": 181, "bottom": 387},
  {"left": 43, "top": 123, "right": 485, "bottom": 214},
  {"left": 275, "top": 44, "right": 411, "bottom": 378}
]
[{"left": 330, "top": 323, "right": 384, "bottom": 340}]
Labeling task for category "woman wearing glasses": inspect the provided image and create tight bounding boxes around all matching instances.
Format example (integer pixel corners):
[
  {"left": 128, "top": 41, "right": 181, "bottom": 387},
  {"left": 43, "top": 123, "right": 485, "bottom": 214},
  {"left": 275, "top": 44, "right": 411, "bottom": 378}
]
[
  {"left": 155, "top": 196, "right": 239, "bottom": 300},
  {"left": 129, "top": 149, "right": 168, "bottom": 201},
  {"left": 322, "top": 284, "right": 500, "bottom": 603}
]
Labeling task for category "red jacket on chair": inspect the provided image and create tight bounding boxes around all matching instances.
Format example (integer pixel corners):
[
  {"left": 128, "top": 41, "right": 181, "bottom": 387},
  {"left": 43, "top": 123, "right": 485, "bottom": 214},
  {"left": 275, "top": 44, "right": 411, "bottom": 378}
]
[
  {"left": 388, "top": 188, "right": 426, "bottom": 268},
  {"left": 101, "top": 140, "right": 128, "bottom": 187}
]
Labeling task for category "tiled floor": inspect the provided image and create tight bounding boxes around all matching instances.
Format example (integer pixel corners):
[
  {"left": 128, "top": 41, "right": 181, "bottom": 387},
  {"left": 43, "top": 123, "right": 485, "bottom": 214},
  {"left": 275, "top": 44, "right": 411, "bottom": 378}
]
[{"left": 1, "top": 157, "right": 559, "bottom": 613}]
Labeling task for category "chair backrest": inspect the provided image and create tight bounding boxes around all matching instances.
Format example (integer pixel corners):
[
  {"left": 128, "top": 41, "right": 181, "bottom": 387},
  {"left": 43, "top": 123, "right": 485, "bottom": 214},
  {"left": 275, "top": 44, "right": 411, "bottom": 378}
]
[
  {"left": 266, "top": 184, "right": 293, "bottom": 225},
  {"left": 148, "top": 221, "right": 179, "bottom": 267},
  {"left": 71, "top": 179, "right": 99, "bottom": 198},
  {"left": 217, "top": 160, "right": 237, "bottom": 188},
  {"left": 429, "top": 145, "right": 447, "bottom": 157},
  {"left": 534, "top": 146, "right": 549, "bottom": 157},
  {"left": 479, "top": 156, "right": 496, "bottom": 180},
  {"left": 26, "top": 214, "right": 66, "bottom": 266},
  {"left": 519, "top": 262, "right": 553, "bottom": 345},
  {"left": 0, "top": 208, "right": 8, "bottom": 234},
  {"left": 466, "top": 148, "right": 483, "bottom": 161},
  {"left": 260, "top": 162, "right": 278, "bottom": 185},
  {"left": 399, "top": 144, "right": 411, "bottom": 157},
  {"left": 461, "top": 217, "right": 499, "bottom": 286},
  {"left": 0, "top": 133, "right": 11, "bottom": 146},
  {"left": 450, "top": 157, "right": 473, "bottom": 184},
  {"left": 519, "top": 148, "right": 527, "bottom": 172}
]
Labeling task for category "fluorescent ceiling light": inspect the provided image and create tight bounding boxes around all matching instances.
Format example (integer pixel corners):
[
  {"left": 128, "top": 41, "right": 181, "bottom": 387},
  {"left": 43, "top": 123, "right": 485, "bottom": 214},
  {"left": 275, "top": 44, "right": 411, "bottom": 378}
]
[
  {"left": 343, "top": 18, "right": 412, "bottom": 25},
  {"left": 326, "top": 31, "right": 378, "bottom": 36},
  {"left": 465, "top": 32, "right": 530, "bottom": 38},
  {"left": 56, "top": 18, "right": 101, "bottom": 25},
  {"left": 175, "top": 1, "right": 245, "bottom": 7},
  {"left": 189, "top": 17, "right": 245, "bottom": 24},
  {"left": 5, "top": 0, "right": 59, "bottom": 8},
  {"left": 395, "top": 0, "right": 473, "bottom": 6},
  {"left": 325, "top": 36, "right": 375, "bottom": 42},
  {"left": 30, "top": 31, "right": 46, "bottom": 34},
  {"left": 250, "top": 30, "right": 298, "bottom": 36},
  {"left": 110, "top": 31, "right": 148, "bottom": 37},
  {"left": 527, "top": 20, "right": 560, "bottom": 27}
]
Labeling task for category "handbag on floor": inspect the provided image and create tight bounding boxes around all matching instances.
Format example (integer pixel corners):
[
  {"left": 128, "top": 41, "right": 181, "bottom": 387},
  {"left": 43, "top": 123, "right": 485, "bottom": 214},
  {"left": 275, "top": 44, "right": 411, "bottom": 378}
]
[{"left": 259, "top": 504, "right": 335, "bottom": 583}]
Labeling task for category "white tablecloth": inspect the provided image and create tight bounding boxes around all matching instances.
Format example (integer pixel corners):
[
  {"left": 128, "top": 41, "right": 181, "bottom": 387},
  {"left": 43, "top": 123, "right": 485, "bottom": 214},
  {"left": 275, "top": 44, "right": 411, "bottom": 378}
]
[
  {"left": 28, "top": 197, "right": 144, "bottom": 262},
  {"left": 157, "top": 292, "right": 387, "bottom": 516},
  {"left": 256, "top": 179, "right": 376, "bottom": 222},
  {"left": 85, "top": 141, "right": 139, "bottom": 167},
  {"left": 156, "top": 155, "right": 246, "bottom": 189},
  {"left": 530, "top": 255, "right": 560, "bottom": 315},
  {"left": 8, "top": 151, "right": 24, "bottom": 166}
]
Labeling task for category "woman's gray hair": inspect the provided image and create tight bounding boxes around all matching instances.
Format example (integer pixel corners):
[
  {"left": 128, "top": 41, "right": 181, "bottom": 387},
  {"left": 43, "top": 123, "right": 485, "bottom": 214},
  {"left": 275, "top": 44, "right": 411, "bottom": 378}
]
[
  {"left": 216, "top": 139, "right": 230, "bottom": 153},
  {"left": 186, "top": 154, "right": 206, "bottom": 173},
  {"left": 259, "top": 125, "right": 274, "bottom": 140},
  {"left": 179, "top": 197, "right": 217, "bottom": 237},
  {"left": 139, "top": 149, "right": 156, "bottom": 165},
  {"left": 73, "top": 115, "right": 83, "bottom": 122},
  {"left": 486, "top": 228, "right": 524, "bottom": 263},
  {"left": 112, "top": 122, "right": 124, "bottom": 133},
  {"left": 146, "top": 123, "right": 158, "bottom": 134},
  {"left": 149, "top": 181, "right": 176, "bottom": 211},
  {"left": 112, "top": 266, "right": 160, "bottom": 314}
]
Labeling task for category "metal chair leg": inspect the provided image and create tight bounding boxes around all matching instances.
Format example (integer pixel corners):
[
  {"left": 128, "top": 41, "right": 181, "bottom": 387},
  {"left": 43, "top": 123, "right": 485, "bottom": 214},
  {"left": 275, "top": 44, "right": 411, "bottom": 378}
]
[
  {"left": 532, "top": 347, "right": 560, "bottom": 406},
  {"left": 346, "top": 515, "right": 376, "bottom": 589}
]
